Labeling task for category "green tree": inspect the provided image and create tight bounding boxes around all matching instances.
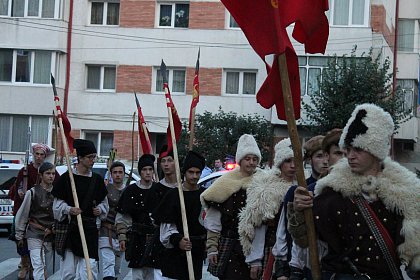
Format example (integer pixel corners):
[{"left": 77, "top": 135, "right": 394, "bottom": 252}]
[
  {"left": 178, "top": 108, "right": 273, "bottom": 168},
  {"left": 303, "top": 48, "right": 411, "bottom": 135}
]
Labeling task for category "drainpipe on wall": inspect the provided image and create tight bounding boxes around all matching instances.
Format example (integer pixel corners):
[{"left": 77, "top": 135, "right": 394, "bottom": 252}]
[{"left": 64, "top": 0, "right": 74, "bottom": 114}]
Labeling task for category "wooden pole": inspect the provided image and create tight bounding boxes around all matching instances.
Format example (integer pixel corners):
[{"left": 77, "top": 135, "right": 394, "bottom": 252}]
[
  {"left": 164, "top": 89, "right": 195, "bottom": 280},
  {"left": 188, "top": 107, "right": 196, "bottom": 150},
  {"left": 277, "top": 54, "right": 321, "bottom": 280},
  {"left": 53, "top": 102, "right": 93, "bottom": 280},
  {"left": 127, "top": 112, "right": 136, "bottom": 187}
]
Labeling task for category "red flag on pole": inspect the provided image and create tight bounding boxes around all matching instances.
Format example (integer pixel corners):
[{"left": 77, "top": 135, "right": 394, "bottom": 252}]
[
  {"left": 221, "top": 0, "right": 329, "bottom": 120},
  {"left": 134, "top": 92, "right": 152, "bottom": 155},
  {"left": 51, "top": 74, "right": 74, "bottom": 152},
  {"left": 189, "top": 49, "right": 200, "bottom": 131}
]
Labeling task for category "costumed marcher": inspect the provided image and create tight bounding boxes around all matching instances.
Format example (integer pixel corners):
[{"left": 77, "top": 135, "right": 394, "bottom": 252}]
[
  {"left": 238, "top": 138, "right": 296, "bottom": 280},
  {"left": 15, "top": 162, "right": 56, "bottom": 280},
  {"left": 153, "top": 145, "right": 177, "bottom": 199},
  {"left": 153, "top": 150, "right": 207, "bottom": 280},
  {"left": 303, "top": 135, "right": 328, "bottom": 185},
  {"left": 116, "top": 154, "right": 162, "bottom": 280},
  {"left": 99, "top": 161, "right": 126, "bottom": 280},
  {"left": 201, "top": 134, "right": 262, "bottom": 280},
  {"left": 10, "top": 143, "right": 58, "bottom": 279},
  {"left": 290, "top": 104, "right": 420, "bottom": 279},
  {"left": 52, "top": 139, "right": 108, "bottom": 280}
]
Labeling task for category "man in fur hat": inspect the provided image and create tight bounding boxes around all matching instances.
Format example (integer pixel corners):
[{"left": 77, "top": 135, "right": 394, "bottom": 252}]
[
  {"left": 291, "top": 104, "right": 420, "bottom": 279},
  {"left": 201, "top": 134, "right": 262, "bottom": 280},
  {"left": 116, "top": 154, "right": 162, "bottom": 280},
  {"left": 238, "top": 138, "right": 296, "bottom": 280},
  {"left": 52, "top": 139, "right": 108, "bottom": 279},
  {"left": 153, "top": 150, "right": 207, "bottom": 280}
]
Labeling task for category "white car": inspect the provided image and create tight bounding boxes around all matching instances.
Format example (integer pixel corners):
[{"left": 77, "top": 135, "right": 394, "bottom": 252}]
[
  {"left": 198, "top": 170, "right": 229, "bottom": 188},
  {"left": 0, "top": 163, "right": 22, "bottom": 233}
]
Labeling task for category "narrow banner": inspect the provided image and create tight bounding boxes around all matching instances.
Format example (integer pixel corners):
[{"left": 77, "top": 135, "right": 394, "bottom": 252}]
[
  {"left": 134, "top": 92, "right": 153, "bottom": 154},
  {"left": 189, "top": 49, "right": 200, "bottom": 131}
]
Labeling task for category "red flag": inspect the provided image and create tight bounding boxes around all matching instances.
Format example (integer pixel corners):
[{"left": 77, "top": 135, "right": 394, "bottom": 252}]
[
  {"left": 163, "top": 83, "right": 182, "bottom": 158},
  {"left": 189, "top": 49, "right": 200, "bottom": 131},
  {"left": 221, "top": 0, "right": 329, "bottom": 120},
  {"left": 134, "top": 93, "right": 152, "bottom": 154}
]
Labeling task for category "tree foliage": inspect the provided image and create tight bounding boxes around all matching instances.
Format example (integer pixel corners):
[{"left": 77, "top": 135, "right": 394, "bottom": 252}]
[
  {"left": 177, "top": 108, "right": 273, "bottom": 168},
  {"left": 303, "top": 48, "right": 411, "bottom": 135}
]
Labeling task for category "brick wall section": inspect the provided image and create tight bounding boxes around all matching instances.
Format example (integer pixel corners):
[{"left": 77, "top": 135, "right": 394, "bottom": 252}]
[
  {"left": 120, "top": 0, "right": 155, "bottom": 28},
  {"left": 116, "top": 65, "right": 152, "bottom": 93},
  {"left": 186, "top": 67, "right": 222, "bottom": 96},
  {"left": 189, "top": 1, "right": 225, "bottom": 29},
  {"left": 371, "top": 5, "right": 395, "bottom": 50},
  {"left": 113, "top": 130, "right": 139, "bottom": 160}
]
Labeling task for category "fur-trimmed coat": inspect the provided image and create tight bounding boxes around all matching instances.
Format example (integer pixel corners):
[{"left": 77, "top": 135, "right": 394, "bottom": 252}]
[
  {"left": 238, "top": 169, "right": 291, "bottom": 255},
  {"left": 315, "top": 157, "right": 420, "bottom": 271}
]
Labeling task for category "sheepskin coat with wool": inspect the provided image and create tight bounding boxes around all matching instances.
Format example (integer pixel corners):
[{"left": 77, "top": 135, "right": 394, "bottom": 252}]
[
  {"left": 238, "top": 169, "right": 292, "bottom": 256},
  {"left": 315, "top": 157, "right": 420, "bottom": 271}
]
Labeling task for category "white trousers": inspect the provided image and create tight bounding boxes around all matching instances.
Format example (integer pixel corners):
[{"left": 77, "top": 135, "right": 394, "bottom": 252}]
[
  {"left": 60, "top": 249, "right": 98, "bottom": 280},
  {"left": 132, "top": 268, "right": 169, "bottom": 280},
  {"left": 99, "top": 236, "right": 122, "bottom": 278},
  {"left": 27, "top": 238, "right": 53, "bottom": 280}
]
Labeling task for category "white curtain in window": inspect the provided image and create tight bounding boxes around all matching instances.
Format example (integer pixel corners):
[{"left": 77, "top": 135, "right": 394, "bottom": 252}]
[
  {"left": 398, "top": 19, "right": 415, "bottom": 52},
  {"left": 31, "top": 116, "right": 49, "bottom": 144},
  {"left": 84, "top": 132, "right": 99, "bottom": 149},
  {"left": 12, "top": 116, "right": 29, "bottom": 152},
  {"left": 107, "top": 3, "right": 119, "bottom": 25},
  {"left": 242, "top": 72, "right": 256, "bottom": 95},
  {"left": 0, "top": 115, "right": 11, "bottom": 151},
  {"left": 309, "top": 57, "right": 328, "bottom": 67},
  {"left": 28, "top": 0, "right": 39, "bottom": 16},
  {"left": 173, "top": 70, "right": 185, "bottom": 92},
  {"left": 226, "top": 72, "right": 239, "bottom": 94},
  {"left": 34, "top": 51, "right": 51, "bottom": 84},
  {"left": 100, "top": 133, "right": 113, "bottom": 156},
  {"left": 299, "top": 67, "right": 307, "bottom": 96},
  {"left": 0, "top": 0, "right": 8, "bottom": 15},
  {"left": 333, "top": 0, "right": 349, "bottom": 25},
  {"left": 103, "top": 67, "right": 116, "bottom": 89},
  {"left": 87, "top": 66, "right": 101, "bottom": 89},
  {"left": 42, "top": 0, "right": 55, "bottom": 18},
  {"left": 156, "top": 69, "right": 169, "bottom": 91},
  {"left": 352, "top": 0, "right": 365, "bottom": 25},
  {"left": 308, "top": 68, "right": 321, "bottom": 95},
  {"left": 12, "top": 0, "right": 24, "bottom": 16},
  {"left": 0, "top": 49, "right": 13, "bottom": 81},
  {"left": 91, "top": 2, "right": 104, "bottom": 24},
  {"left": 15, "top": 50, "right": 31, "bottom": 82}
]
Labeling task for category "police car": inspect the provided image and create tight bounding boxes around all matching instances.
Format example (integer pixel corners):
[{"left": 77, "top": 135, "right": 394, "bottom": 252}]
[{"left": 0, "top": 161, "right": 22, "bottom": 233}]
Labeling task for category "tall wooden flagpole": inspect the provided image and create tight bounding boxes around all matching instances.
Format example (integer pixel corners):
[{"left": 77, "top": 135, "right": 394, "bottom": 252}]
[
  {"left": 277, "top": 54, "right": 321, "bottom": 279},
  {"left": 51, "top": 75, "right": 93, "bottom": 280},
  {"left": 188, "top": 107, "right": 196, "bottom": 150},
  {"left": 127, "top": 111, "right": 136, "bottom": 187}
]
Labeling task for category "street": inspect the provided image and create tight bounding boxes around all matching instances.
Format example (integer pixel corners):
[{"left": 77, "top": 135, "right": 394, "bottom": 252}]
[{"left": 0, "top": 229, "right": 216, "bottom": 279}]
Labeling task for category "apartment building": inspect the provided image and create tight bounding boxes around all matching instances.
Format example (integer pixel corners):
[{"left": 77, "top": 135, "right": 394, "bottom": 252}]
[{"left": 1, "top": 0, "right": 419, "bottom": 170}]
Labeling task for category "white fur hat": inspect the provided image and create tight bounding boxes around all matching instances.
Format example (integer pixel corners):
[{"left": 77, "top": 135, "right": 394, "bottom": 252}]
[
  {"left": 339, "top": 103, "right": 394, "bottom": 160},
  {"left": 236, "top": 134, "right": 261, "bottom": 164},
  {"left": 273, "top": 138, "right": 294, "bottom": 167}
]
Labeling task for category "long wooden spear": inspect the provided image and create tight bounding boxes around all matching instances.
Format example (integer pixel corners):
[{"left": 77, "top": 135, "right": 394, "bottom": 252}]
[
  {"left": 126, "top": 111, "right": 136, "bottom": 187},
  {"left": 277, "top": 54, "right": 321, "bottom": 279},
  {"left": 51, "top": 74, "right": 94, "bottom": 280},
  {"left": 161, "top": 60, "right": 195, "bottom": 280}
]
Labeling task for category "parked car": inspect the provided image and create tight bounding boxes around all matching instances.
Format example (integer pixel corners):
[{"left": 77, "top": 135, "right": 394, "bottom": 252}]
[
  {"left": 0, "top": 163, "right": 22, "bottom": 233},
  {"left": 198, "top": 170, "right": 229, "bottom": 189}
]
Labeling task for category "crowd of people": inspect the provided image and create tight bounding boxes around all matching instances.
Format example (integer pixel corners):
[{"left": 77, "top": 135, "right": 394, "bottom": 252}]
[{"left": 8, "top": 103, "right": 420, "bottom": 280}]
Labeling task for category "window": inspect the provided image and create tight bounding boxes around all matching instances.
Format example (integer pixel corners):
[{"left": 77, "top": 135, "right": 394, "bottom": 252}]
[
  {"left": 0, "top": 49, "right": 53, "bottom": 84},
  {"left": 299, "top": 56, "right": 329, "bottom": 96},
  {"left": 86, "top": 65, "right": 116, "bottom": 91},
  {"left": 224, "top": 70, "right": 257, "bottom": 95},
  {"left": 398, "top": 19, "right": 415, "bottom": 52},
  {"left": 397, "top": 79, "right": 417, "bottom": 115},
  {"left": 228, "top": 13, "right": 239, "bottom": 29},
  {"left": 0, "top": 115, "right": 50, "bottom": 152},
  {"left": 158, "top": 3, "right": 189, "bottom": 28},
  {"left": 155, "top": 67, "right": 186, "bottom": 94},
  {"left": 329, "top": 0, "right": 368, "bottom": 26},
  {"left": 90, "top": 1, "right": 119, "bottom": 25},
  {"left": 3, "top": 0, "right": 58, "bottom": 18},
  {"left": 84, "top": 131, "right": 114, "bottom": 157}
]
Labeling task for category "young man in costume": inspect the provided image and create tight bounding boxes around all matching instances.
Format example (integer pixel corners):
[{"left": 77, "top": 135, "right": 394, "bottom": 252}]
[
  {"left": 303, "top": 135, "right": 328, "bottom": 185},
  {"left": 15, "top": 162, "right": 56, "bottom": 280},
  {"left": 153, "top": 150, "right": 207, "bottom": 280},
  {"left": 52, "top": 139, "right": 108, "bottom": 280},
  {"left": 116, "top": 154, "right": 161, "bottom": 280},
  {"left": 153, "top": 145, "right": 177, "bottom": 199},
  {"left": 99, "top": 161, "right": 126, "bottom": 280},
  {"left": 238, "top": 138, "right": 296, "bottom": 280},
  {"left": 201, "top": 134, "right": 262, "bottom": 280},
  {"left": 291, "top": 104, "right": 420, "bottom": 279}
]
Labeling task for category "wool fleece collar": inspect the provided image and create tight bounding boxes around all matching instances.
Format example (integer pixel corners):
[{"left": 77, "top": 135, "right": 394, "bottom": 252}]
[
  {"left": 200, "top": 167, "right": 260, "bottom": 209},
  {"left": 315, "top": 157, "right": 420, "bottom": 269},
  {"left": 238, "top": 169, "right": 292, "bottom": 255}
]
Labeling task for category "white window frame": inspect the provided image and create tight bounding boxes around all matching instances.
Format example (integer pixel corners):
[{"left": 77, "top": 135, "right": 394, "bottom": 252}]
[
  {"left": 82, "top": 131, "right": 114, "bottom": 157},
  {"left": 298, "top": 56, "right": 329, "bottom": 96},
  {"left": 329, "top": 0, "right": 369, "bottom": 27},
  {"left": 1, "top": 0, "right": 60, "bottom": 18},
  {"left": 156, "top": 2, "right": 189, "bottom": 28},
  {"left": 153, "top": 67, "right": 186, "bottom": 95},
  {"left": 222, "top": 69, "right": 257, "bottom": 96},
  {"left": 85, "top": 65, "right": 116, "bottom": 92},
  {"left": 0, "top": 49, "right": 56, "bottom": 85},
  {"left": 89, "top": 1, "right": 120, "bottom": 26},
  {"left": 225, "top": 10, "right": 239, "bottom": 29}
]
